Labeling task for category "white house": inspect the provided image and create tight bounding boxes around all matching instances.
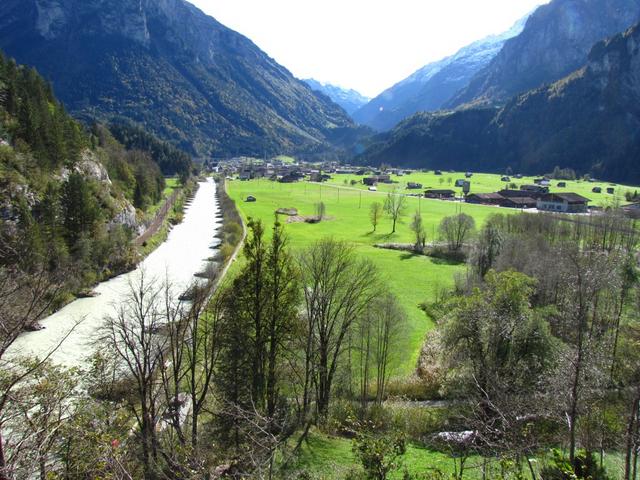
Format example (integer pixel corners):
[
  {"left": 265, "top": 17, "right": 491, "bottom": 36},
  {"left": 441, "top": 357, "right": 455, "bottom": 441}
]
[{"left": 537, "top": 193, "right": 590, "bottom": 213}]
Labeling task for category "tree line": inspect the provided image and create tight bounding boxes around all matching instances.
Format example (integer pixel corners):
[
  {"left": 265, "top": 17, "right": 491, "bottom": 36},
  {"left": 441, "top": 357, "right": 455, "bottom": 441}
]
[
  {"left": 421, "top": 209, "right": 640, "bottom": 479},
  {"left": 0, "top": 214, "right": 409, "bottom": 479}
]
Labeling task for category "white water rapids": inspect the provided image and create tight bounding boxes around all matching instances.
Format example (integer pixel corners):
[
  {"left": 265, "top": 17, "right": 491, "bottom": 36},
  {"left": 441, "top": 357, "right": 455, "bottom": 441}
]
[{"left": 7, "top": 178, "right": 221, "bottom": 367}]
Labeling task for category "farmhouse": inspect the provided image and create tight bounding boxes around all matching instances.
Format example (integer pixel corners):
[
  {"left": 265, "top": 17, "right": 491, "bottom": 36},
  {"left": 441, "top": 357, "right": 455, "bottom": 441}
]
[
  {"left": 536, "top": 193, "right": 590, "bottom": 213},
  {"left": 363, "top": 177, "right": 377, "bottom": 186},
  {"left": 363, "top": 175, "right": 392, "bottom": 186},
  {"left": 465, "top": 193, "right": 504, "bottom": 205},
  {"left": 424, "top": 189, "right": 456, "bottom": 199},
  {"left": 500, "top": 197, "right": 537, "bottom": 209},
  {"left": 407, "top": 182, "right": 423, "bottom": 190},
  {"left": 520, "top": 184, "right": 549, "bottom": 196}
]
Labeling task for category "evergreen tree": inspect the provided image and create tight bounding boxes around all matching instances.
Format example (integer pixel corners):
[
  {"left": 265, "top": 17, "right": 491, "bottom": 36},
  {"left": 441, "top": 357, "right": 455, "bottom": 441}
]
[{"left": 61, "top": 173, "right": 100, "bottom": 248}]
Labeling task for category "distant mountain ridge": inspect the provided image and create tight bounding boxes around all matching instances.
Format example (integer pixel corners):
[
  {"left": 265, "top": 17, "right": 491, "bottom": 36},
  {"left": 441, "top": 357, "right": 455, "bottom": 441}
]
[
  {"left": 0, "top": 0, "right": 357, "bottom": 159},
  {"left": 356, "top": 22, "right": 640, "bottom": 184},
  {"left": 447, "top": 0, "right": 640, "bottom": 108},
  {"left": 303, "top": 79, "right": 370, "bottom": 116},
  {"left": 352, "top": 15, "right": 529, "bottom": 131}
]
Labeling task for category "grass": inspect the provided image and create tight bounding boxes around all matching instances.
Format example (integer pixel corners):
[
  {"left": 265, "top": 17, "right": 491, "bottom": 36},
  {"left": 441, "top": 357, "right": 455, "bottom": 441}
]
[
  {"left": 289, "top": 431, "right": 497, "bottom": 479},
  {"left": 146, "top": 177, "right": 180, "bottom": 217},
  {"left": 226, "top": 178, "right": 505, "bottom": 377},
  {"left": 327, "top": 171, "right": 638, "bottom": 207},
  {"left": 288, "top": 431, "right": 626, "bottom": 480},
  {"left": 138, "top": 178, "right": 185, "bottom": 258},
  {"left": 226, "top": 176, "right": 630, "bottom": 478}
]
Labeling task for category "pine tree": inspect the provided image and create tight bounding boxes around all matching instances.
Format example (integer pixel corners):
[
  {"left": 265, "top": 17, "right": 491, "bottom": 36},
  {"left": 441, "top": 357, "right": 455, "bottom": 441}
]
[{"left": 61, "top": 172, "right": 100, "bottom": 248}]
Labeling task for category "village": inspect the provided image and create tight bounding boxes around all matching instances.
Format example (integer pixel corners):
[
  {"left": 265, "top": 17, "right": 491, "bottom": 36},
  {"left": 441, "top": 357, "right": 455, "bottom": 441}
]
[{"left": 209, "top": 156, "right": 640, "bottom": 216}]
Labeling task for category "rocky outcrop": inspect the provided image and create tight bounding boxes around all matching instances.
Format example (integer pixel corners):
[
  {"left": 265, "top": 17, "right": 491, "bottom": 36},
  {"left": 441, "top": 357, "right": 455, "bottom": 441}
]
[
  {"left": 447, "top": 0, "right": 640, "bottom": 108},
  {"left": 109, "top": 202, "right": 142, "bottom": 234},
  {"left": 76, "top": 152, "right": 112, "bottom": 184}
]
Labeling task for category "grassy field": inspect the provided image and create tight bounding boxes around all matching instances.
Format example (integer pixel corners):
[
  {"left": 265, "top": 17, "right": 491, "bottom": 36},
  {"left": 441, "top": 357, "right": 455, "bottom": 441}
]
[
  {"left": 226, "top": 178, "right": 506, "bottom": 377},
  {"left": 326, "top": 171, "right": 637, "bottom": 207},
  {"left": 225, "top": 176, "right": 629, "bottom": 478},
  {"left": 287, "top": 431, "right": 626, "bottom": 480}
]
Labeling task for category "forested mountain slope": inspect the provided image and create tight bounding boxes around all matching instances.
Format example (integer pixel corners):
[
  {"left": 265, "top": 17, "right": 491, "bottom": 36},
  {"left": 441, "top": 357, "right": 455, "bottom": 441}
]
[
  {"left": 353, "top": 14, "right": 528, "bottom": 131},
  {"left": 0, "top": 0, "right": 357, "bottom": 159},
  {"left": 0, "top": 52, "right": 188, "bottom": 311},
  {"left": 357, "top": 22, "right": 640, "bottom": 183}
]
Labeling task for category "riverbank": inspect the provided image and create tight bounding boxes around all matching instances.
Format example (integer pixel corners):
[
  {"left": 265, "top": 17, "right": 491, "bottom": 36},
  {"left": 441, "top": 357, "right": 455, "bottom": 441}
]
[
  {"left": 137, "top": 178, "right": 198, "bottom": 259},
  {"left": 8, "top": 178, "right": 221, "bottom": 366}
]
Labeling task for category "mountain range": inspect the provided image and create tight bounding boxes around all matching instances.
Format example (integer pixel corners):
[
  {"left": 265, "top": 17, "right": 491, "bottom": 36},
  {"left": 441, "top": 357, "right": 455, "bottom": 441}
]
[
  {"left": 352, "top": 15, "right": 529, "bottom": 131},
  {"left": 303, "top": 79, "right": 370, "bottom": 116},
  {"left": 356, "top": 21, "right": 640, "bottom": 183},
  {"left": 448, "top": 0, "right": 640, "bottom": 108},
  {"left": 0, "top": 0, "right": 358, "bottom": 159}
]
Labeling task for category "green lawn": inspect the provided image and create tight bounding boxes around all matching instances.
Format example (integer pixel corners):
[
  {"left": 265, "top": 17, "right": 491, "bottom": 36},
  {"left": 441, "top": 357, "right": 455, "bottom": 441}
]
[
  {"left": 288, "top": 431, "right": 626, "bottom": 479},
  {"left": 227, "top": 179, "right": 503, "bottom": 377},
  {"left": 327, "top": 171, "right": 637, "bottom": 207},
  {"left": 226, "top": 177, "right": 629, "bottom": 478}
]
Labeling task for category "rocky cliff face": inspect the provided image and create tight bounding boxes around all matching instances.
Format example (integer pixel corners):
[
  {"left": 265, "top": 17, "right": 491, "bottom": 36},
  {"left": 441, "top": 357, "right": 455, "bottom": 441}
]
[
  {"left": 357, "top": 23, "right": 640, "bottom": 183},
  {"left": 0, "top": 0, "right": 356, "bottom": 158},
  {"left": 447, "top": 0, "right": 640, "bottom": 108},
  {"left": 352, "top": 14, "right": 528, "bottom": 132}
]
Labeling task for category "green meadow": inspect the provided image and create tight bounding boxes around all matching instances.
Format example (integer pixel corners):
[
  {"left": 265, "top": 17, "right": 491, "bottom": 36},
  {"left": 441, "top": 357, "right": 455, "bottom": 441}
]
[
  {"left": 326, "top": 171, "right": 637, "bottom": 207},
  {"left": 226, "top": 178, "right": 504, "bottom": 377},
  {"left": 224, "top": 177, "right": 633, "bottom": 477},
  {"left": 286, "top": 431, "right": 626, "bottom": 480}
]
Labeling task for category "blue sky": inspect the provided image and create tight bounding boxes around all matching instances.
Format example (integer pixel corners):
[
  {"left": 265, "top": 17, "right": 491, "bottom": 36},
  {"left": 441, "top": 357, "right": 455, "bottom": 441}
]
[{"left": 190, "top": 0, "right": 549, "bottom": 97}]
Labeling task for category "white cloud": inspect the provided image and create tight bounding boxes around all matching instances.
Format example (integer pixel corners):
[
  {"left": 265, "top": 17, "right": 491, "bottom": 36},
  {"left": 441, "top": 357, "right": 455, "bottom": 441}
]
[{"left": 188, "top": 0, "right": 549, "bottom": 97}]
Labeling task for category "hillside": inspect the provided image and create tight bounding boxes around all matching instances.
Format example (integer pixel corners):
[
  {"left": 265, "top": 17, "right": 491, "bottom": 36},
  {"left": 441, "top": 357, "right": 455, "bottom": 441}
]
[
  {"left": 356, "top": 22, "right": 640, "bottom": 184},
  {"left": 0, "top": 0, "right": 357, "bottom": 159},
  {"left": 447, "top": 0, "right": 640, "bottom": 108},
  {"left": 303, "top": 79, "right": 370, "bottom": 116},
  {"left": 0, "top": 51, "right": 186, "bottom": 310},
  {"left": 352, "top": 15, "right": 528, "bottom": 132}
]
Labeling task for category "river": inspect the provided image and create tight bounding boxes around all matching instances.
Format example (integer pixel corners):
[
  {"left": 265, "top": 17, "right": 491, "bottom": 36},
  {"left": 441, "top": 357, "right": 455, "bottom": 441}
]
[{"left": 7, "top": 177, "right": 221, "bottom": 368}]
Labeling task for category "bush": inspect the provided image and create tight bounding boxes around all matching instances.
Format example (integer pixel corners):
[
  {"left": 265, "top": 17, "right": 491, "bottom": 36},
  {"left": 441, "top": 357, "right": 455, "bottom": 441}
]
[
  {"left": 352, "top": 420, "right": 407, "bottom": 480},
  {"left": 427, "top": 246, "right": 467, "bottom": 264},
  {"left": 540, "top": 449, "right": 612, "bottom": 480}
]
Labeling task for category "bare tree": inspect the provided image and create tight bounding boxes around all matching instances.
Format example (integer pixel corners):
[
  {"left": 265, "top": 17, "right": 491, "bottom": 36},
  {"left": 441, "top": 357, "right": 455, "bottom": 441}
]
[
  {"left": 102, "top": 272, "right": 170, "bottom": 479},
  {"left": 0, "top": 238, "right": 75, "bottom": 479},
  {"left": 356, "top": 293, "right": 406, "bottom": 409},
  {"left": 299, "top": 239, "right": 380, "bottom": 419},
  {"left": 314, "top": 202, "right": 326, "bottom": 222},
  {"left": 369, "top": 202, "right": 383, "bottom": 232},
  {"left": 373, "top": 294, "right": 406, "bottom": 404},
  {"left": 410, "top": 211, "right": 426, "bottom": 252},
  {"left": 8, "top": 361, "right": 77, "bottom": 480},
  {"left": 383, "top": 189, "right": 407, "bottom": 234},
  {"left": 439, "top": 213, "right": 475, "bottom": 252},
  {"left": 184, "top": 287, "right": 226, "bottom": 453}
]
